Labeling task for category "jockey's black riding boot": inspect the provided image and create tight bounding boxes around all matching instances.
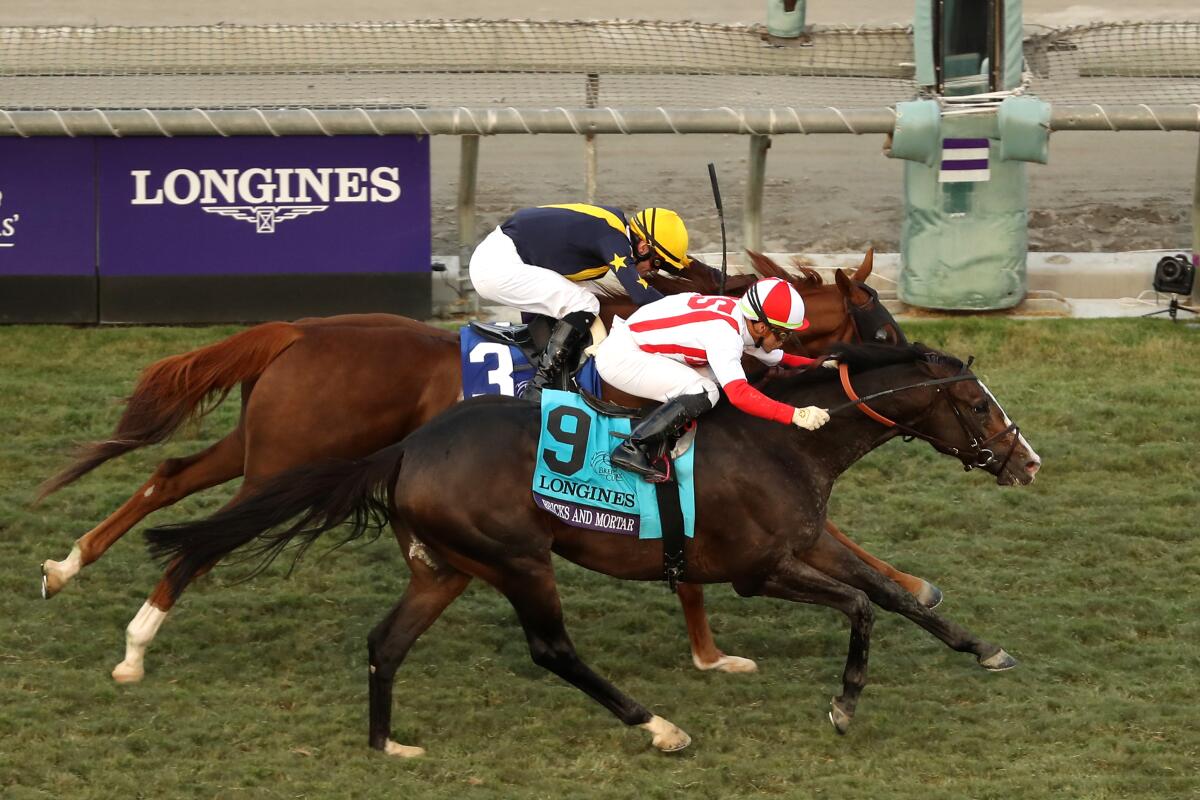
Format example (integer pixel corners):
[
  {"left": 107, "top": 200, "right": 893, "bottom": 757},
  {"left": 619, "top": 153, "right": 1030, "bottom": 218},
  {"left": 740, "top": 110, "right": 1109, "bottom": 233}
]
[
  {"left": 610, "top": 393, "right": 713, "bottom": 482},
  {"left": 522, "top": 310, "right": 595, "bottom": 403}
]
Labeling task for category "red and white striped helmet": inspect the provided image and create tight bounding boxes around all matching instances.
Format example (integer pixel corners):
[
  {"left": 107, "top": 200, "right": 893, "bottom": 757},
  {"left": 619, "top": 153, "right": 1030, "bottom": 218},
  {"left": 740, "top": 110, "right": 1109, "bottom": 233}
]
[{"left": 739, "top": 278, "right": 809, "bottom": 331}]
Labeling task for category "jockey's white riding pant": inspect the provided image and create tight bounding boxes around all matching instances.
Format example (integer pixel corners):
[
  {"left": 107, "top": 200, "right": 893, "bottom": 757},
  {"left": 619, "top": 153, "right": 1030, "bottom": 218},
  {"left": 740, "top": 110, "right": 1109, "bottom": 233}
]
[
  {"left": 468, "top": 227, "right": 602, "bottom": 319},
  {"left": 594, "top": 319, "right": 720, "bottom": 406}
]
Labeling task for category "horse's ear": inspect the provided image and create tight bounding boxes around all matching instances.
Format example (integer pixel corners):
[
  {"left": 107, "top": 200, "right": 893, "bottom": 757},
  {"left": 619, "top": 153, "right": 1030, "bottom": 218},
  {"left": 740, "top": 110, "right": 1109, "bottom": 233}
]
[
  {"left": 851, "top": 248, "right": 874, "bottom": 282},
  {"left": 834, "top": 266, "right": 871, "bottom": 304},
  {"left": 834, "top": 267, "right": 853, "bottom": 296}
]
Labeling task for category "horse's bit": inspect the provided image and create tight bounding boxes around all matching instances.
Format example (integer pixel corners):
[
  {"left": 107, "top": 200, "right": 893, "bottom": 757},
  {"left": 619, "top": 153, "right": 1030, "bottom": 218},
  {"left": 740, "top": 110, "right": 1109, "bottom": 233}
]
[{"left": 830, "top": 360, "right": 1020, "bottom": 474}]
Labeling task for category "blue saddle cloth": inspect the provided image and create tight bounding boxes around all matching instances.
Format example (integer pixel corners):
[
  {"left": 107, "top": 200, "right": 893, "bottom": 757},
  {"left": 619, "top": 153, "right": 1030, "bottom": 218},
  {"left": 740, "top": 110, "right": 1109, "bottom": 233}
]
[
  {"left": 531, "top": 389, "right": 695, "bottom": 539},
  {"left": 460, "top": 325, "right": 599, "bottom": 398}
]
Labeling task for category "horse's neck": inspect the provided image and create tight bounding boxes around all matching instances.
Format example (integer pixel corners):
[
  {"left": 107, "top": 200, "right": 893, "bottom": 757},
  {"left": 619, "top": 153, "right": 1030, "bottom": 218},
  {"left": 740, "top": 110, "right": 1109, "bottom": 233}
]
[{"left": 770, "top": 365, "right": 932, "bottom": 479}]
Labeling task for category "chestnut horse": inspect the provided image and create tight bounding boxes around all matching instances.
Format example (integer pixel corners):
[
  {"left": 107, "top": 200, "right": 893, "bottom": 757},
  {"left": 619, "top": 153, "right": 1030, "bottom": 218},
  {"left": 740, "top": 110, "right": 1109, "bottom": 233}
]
[
  {"left": 37, "top": 251, "right": 928, "bottom": 683},
  {"left": 145, "top": 343, "right": 1041, "bottom": 754}
]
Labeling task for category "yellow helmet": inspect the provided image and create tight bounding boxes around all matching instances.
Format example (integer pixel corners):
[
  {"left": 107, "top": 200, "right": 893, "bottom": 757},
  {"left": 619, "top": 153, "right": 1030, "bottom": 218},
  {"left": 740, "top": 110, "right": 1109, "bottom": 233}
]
[{"left": 629, "top": 208, "right": 691, "bottom": 270}]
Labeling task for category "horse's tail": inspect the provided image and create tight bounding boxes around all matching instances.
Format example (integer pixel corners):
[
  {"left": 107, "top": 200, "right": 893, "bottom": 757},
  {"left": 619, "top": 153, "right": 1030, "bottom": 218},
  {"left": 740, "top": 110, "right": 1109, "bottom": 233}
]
[
  {"left": 145, "top": 443, "right": 405, "bottom": 600},
  {"left": 37, "top": 322, "right": 304, "bottom": 501}
]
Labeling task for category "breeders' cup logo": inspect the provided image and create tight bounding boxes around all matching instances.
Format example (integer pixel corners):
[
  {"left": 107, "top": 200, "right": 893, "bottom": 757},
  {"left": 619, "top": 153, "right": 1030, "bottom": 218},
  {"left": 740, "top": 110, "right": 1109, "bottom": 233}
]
[
  {"left": 0, "top": 190, "right": 19, "bottom": 248},
  {"left": 591, "top": 452, "right": 633, "bottom": 486},
  {"left": 129, "top": 167, "right": 402, "bottom": 234}
]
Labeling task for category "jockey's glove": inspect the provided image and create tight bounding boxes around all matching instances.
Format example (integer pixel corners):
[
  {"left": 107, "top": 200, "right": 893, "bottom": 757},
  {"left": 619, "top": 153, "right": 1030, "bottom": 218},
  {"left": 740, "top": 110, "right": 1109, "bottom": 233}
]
[
  {"left": 821, "top": 358, "right": 840, "bottom": 370},
  {"left": 792, "top": 406, "right": 831, "bottom": 431}
]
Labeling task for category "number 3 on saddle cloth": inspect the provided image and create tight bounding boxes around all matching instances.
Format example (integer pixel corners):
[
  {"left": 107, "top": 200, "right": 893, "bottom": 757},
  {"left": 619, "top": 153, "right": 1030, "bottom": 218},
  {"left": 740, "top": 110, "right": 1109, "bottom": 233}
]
[
  {"left": 460, "top": 323, "right": 601, "bottom": 398},
  {"left": 532, "top": 389, "right": 697, "bottom": 549}
]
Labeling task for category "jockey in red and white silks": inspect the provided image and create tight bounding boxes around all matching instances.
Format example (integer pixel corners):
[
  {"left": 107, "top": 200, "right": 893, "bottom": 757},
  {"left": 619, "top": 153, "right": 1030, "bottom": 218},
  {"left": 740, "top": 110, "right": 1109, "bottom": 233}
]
[{"left": 597, "top": 277, "right": 832, "bottom": 481}]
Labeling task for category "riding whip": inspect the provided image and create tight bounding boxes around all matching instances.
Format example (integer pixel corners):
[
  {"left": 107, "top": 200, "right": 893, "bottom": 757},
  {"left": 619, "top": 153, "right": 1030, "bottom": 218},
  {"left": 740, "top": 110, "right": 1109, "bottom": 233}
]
[{"left": 707, "top": 162, "right": 728, "bottom": 295}]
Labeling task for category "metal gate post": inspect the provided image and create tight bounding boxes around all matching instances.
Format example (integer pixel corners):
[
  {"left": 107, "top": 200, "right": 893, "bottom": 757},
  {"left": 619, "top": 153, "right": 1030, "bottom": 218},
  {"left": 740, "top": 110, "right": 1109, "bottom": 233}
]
[
  {"left": 744, "top": 134, "right": 770, "bottom": 252},
  {"left": 585, "top": 73, "right": 600, "bottom": 204},
  {"left": 458, "top": 134, "right": 480, "bottom": 306},
  {"left": 1191, "top": 132, "right": 1200, "bottom": 307}
]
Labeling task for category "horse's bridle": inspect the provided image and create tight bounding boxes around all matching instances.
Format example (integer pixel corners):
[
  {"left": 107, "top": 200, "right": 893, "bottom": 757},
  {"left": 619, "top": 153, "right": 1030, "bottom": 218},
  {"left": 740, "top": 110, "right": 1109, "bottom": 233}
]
[
  {"left": 846, "top": 282, "right": 907, "bottom": 346},
  {"left": 829, "top": 360, "right": 1021, "bottom": 474}
]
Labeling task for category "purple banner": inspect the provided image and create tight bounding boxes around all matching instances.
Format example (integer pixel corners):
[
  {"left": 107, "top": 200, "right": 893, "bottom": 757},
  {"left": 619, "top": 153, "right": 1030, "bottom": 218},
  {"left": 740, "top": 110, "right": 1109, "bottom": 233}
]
[
  {"left": 533, "top": 493, "right": 641, "bottom": 536},
  {"left": 0, "top": 139, "right": 96, "bottom": 276},
  {"left": 98, "top": 135, "right": 430, "bottom": 276}
]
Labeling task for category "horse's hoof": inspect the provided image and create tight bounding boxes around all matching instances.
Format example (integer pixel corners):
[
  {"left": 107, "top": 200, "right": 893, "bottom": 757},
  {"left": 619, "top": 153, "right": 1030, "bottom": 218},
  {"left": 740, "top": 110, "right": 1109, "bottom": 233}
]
[
  {"left": 384, "top": 740, "right": 426, "bottom": 758},
  {"left": 41, "top": 561, "right": 66, "bottom": 599},
  {"left": 828, "top": 699, "right": 853, "bottom": 735},
  {"left": 979, "top": 648, "right": 1018, "bottom": 672},
  {"left": 918, "top": 581, "right": 943, "bottom": 610},
  {"left": 642, "top": 715, "right": 691, "bottom": 753},
  {"left": 692, "top": 653, "right": 758, "bottom": 674},
  {"left": 111, "top": 660, "right": 145, "bottom": 684}
]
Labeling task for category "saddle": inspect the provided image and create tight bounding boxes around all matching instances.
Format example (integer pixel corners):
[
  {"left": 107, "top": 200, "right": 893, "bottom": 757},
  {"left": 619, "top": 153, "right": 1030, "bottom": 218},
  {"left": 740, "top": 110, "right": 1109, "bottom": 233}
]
[
  {"left": 578, "top": 389, "right": 697, "bottom": 467},
  {"left": 469, "top": 317, "right": 591, "bottom": 391}
]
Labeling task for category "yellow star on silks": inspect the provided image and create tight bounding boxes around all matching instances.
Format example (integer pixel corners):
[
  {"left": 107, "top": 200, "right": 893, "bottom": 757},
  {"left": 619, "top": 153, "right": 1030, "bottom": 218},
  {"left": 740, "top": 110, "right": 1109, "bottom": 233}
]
[
  {"left": 609, "top": 253, "right": 628, "bottom": 270},
  {"left": 637, "top": 277, "right": 650, "bottom": 289}
]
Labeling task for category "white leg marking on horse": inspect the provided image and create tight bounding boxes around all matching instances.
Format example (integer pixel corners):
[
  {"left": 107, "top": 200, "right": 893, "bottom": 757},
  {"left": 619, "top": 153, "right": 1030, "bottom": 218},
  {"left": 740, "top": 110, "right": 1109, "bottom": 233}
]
[
  {"left": 41, "top": 544, "right": 84, "bottom": 596},
  {"left": 112, "top": 601, "right": 168, "bottom": 684},
  {"left": 692, "top": 652, "right": 758, "bottom": 674},
  {"left": 408, "top": 538, "right": 439, "bottom": 570},
  {"left": 641, "top": 715, "right": 691, "bottom": 752},
  {"left": 143, "top": 485, "right": 156, "bottom": 498},
  {"left": 384, "top": 740, "right": 426, "bottom": 758}
]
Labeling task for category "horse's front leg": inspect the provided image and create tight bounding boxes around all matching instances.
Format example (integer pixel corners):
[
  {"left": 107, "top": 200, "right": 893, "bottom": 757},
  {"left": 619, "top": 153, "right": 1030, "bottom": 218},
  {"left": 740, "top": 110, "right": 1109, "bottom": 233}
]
[
  {"left": 824, "top": 520, "right": 944, "bottom": 609},
  {"left": 675, "top": 583, "right": 757, "bottom": 673},
  {"left": 803, "top": 530, "right": 1015, "bottom": 671},
  {"left": 754, "top": 556, "right": 875, "bottom": 735}
]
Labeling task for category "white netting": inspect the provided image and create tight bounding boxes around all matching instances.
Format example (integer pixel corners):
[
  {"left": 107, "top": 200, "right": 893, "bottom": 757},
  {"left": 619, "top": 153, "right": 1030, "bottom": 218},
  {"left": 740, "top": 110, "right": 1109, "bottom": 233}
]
[
  {"left": 0, "top": 21, "right": 914, "bottom": 111},
  {"left": 0, "top": 19, "right": 1196, "bottom": 126},
  {"left": 1025, "top": 21, "right": 1200, "bottom": 106}
]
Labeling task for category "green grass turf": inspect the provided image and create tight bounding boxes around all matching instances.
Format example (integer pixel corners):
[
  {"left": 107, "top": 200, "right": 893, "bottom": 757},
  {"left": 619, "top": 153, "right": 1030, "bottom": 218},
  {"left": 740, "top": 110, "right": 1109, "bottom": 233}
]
[{"left": 1, "top": 319, "right": 1198, "bottom": 799}]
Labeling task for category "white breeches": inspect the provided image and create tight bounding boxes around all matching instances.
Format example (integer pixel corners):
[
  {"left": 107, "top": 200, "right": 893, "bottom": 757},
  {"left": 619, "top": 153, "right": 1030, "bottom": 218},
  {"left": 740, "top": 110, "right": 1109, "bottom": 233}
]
[
  {"left": 594, "top": 321, "right": 720, "bottom": 405},
  {"left": 468, "top": 227, "right": 602, "bottom": 319}
]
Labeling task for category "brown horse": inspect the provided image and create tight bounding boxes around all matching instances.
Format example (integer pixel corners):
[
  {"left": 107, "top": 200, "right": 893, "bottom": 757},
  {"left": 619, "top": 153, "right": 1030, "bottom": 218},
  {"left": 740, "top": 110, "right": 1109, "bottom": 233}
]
[
  {"left": 144, "top": 343, "right": 1042, "bottom": 754},
  {"left": 37, "top": 251, "right": 932, "bottom": 683}
]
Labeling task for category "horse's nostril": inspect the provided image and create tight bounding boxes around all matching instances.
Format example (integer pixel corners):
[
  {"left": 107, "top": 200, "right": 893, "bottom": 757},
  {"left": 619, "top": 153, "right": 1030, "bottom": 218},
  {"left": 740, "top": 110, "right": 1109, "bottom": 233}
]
[{"left": 1025, "top": 460, "right": 1041, "bottom": 475}]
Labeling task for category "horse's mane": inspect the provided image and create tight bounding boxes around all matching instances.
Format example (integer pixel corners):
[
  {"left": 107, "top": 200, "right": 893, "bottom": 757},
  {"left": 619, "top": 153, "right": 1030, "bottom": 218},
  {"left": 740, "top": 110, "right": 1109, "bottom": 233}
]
[
  {"left": 746, "top": 250, "right": 825, "bottom": 290},
  {"left": 764, "top": 342, "right": 963, "bottom": 395}
]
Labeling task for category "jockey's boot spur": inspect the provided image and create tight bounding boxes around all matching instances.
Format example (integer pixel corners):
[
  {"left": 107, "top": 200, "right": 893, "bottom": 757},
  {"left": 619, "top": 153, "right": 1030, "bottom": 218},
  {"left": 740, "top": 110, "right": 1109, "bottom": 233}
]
[
  {"left": 522, "top": 311, "right": 595, "bottom": 403},
  {"left": 610, "top": 393, "right": 713, "bottom": 482}
]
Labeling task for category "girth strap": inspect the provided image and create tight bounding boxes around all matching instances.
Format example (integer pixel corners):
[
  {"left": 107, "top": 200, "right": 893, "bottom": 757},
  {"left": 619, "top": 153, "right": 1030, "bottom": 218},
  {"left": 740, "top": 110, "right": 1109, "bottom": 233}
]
[{"left": 653, "top": 472, "right": 687, "bottom": 591}]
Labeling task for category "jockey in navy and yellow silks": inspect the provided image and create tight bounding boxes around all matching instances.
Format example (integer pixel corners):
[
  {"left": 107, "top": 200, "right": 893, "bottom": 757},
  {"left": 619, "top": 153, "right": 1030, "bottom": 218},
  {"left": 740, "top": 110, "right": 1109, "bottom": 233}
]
[{"left": 469, "top": 204, "right": 692, "bottom": 401}]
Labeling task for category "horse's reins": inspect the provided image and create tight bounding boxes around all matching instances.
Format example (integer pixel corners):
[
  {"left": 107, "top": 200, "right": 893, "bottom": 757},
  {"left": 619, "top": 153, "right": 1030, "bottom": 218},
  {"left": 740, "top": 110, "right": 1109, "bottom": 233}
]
[{"left": 830, "top": 361, "right": 1021, "bottom": 473}]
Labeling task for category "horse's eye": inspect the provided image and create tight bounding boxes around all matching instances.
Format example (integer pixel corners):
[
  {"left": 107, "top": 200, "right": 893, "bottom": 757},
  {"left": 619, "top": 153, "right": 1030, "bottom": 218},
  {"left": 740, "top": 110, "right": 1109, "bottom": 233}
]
[{"left": 972, "top": 402, "right": 990, "bottom": 414}]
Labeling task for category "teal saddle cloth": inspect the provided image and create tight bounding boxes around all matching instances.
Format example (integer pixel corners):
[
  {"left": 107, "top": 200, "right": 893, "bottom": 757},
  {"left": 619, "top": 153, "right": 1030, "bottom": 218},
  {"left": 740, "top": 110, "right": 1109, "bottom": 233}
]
[{"left": 532, "top": 389, "right": 696, "bottom": 539}]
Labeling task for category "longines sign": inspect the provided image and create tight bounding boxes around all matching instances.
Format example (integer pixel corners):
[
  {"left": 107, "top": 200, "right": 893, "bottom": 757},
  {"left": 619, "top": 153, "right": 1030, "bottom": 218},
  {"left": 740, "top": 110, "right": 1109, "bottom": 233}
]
[{"left": 99, "top": 135, "right": 430, "bottom": 276}]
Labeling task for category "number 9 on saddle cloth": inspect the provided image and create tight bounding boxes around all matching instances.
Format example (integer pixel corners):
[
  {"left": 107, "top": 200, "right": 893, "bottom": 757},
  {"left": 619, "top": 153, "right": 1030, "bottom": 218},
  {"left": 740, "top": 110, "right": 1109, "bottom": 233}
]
[
  {"left": 462, "top": 319, "right": 600, "bottom": 399},
  {"left": 461, "top": 323, "right": 692, "bottom": 586}
]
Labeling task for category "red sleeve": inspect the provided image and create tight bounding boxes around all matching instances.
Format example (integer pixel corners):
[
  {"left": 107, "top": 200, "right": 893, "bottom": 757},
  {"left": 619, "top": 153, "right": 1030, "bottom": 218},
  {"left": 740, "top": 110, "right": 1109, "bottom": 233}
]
[
  {"left": 780, "top": 353, "right": 818, "bottom": 368},
  {"left": 724, "top": 379, "right": 795, "bottom": 424}
]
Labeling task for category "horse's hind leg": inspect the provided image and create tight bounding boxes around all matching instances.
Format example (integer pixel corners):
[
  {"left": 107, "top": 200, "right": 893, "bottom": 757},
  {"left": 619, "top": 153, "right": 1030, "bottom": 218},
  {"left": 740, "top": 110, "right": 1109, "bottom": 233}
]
[
  {"left": 802, "top": 530, "right": 1014, "bottom": 670},
  {"left": 41, "top": 431, "right": 245, "bottom": 599},
  {"left": 500, "top": 562, "right": 690, "bottom": 753},
  {"left": 824, "top": 520, "right": 943, "bottom": 609},
  {"left": 111, "top": 481, "right": 251, "bottom": 684},
  {"left": 676, "top": 583, "right": 757, "bottom": 674},
  {"left": 755, "top": 556, "right": 876, "bottom": 735},
  {"left": 368, "top": 563, "right": 472, "bottom": 758}
]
